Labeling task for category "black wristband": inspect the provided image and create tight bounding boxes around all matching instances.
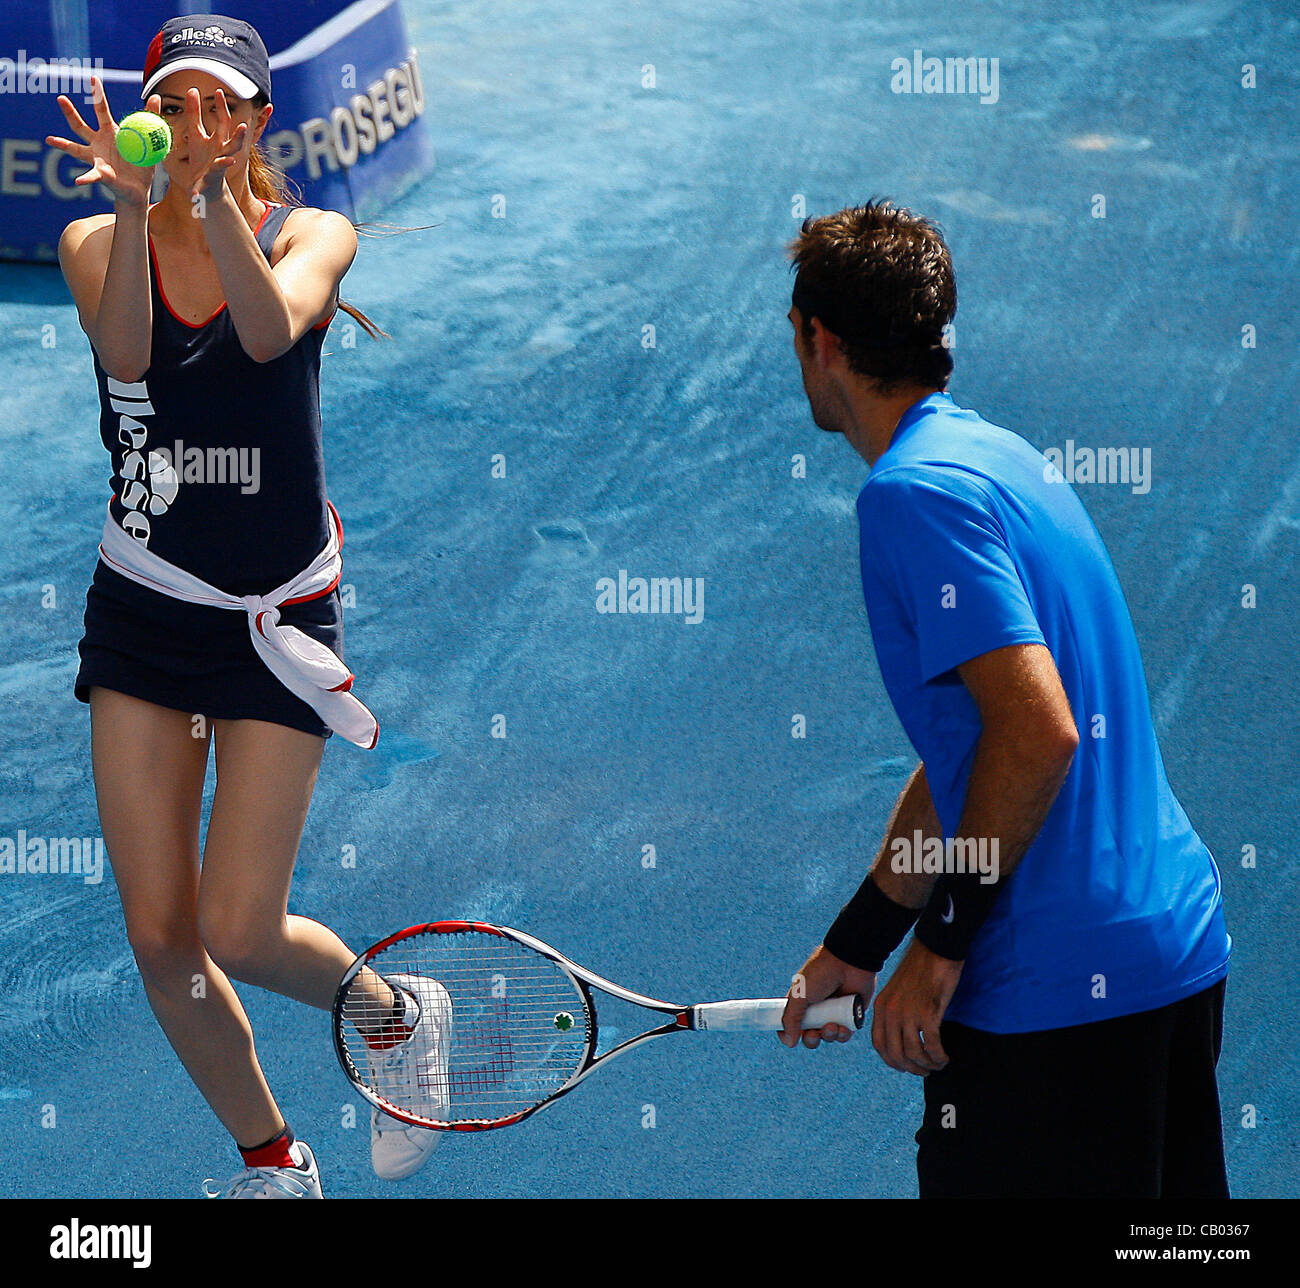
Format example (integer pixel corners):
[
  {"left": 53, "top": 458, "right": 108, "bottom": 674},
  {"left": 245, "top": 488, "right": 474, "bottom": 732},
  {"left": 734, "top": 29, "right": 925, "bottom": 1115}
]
[
  {"left": 823, "top": 874, "right": 921, "bottom": 973},
  {"left": 913, "top": 870, "right": 1006, "bottom": 961}
]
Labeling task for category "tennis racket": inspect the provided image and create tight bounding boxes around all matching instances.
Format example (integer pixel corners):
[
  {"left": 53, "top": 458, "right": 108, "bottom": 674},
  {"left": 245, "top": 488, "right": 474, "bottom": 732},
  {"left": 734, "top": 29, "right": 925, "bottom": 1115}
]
[{"left": 333, "top": 919, "right": 864, "bottom": 1131}]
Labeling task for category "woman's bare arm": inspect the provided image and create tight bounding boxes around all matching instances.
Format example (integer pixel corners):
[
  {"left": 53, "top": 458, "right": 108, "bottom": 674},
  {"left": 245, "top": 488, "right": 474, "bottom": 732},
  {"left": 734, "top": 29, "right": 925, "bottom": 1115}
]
[
  {"left": 185, "top": 88, "right": 357, "bottom": 363},
  {"left": 59, "top": 210, "right": 153, "bottom": 382},
  {"left": 200, "top": 194, "right": 356, "bottom": 363},
  {"left": 49, "top": 78, "right": 158, "bottom": 381}
]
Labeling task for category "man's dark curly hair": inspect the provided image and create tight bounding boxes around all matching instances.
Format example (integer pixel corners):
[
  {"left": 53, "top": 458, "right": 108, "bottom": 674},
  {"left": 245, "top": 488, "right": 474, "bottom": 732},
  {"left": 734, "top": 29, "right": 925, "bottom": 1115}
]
[{"left": 788, "top": 200, "right": 956, "bottom": 393}]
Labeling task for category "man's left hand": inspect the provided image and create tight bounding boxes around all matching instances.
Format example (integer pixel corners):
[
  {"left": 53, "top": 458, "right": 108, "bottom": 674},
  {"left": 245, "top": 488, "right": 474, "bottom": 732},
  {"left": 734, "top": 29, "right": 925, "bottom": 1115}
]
[{"left": 871, "top": 938, "right": 964, "bottom": 1075}]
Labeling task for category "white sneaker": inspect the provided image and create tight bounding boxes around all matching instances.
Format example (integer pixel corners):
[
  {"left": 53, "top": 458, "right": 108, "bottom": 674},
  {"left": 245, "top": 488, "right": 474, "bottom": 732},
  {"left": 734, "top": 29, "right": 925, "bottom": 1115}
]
[
  {"left": 209, "top": 1140, "right": 323, "bottom": 1198},
  {"left": 368, "top": 972, "right": 453, "bottom": 1181}
]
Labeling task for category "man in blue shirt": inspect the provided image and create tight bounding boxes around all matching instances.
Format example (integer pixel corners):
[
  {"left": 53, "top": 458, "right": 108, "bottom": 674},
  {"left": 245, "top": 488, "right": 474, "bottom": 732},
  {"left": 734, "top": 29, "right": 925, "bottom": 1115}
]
[{"left": 777, "top": 201, "right": 1231, "bottom": 1198}]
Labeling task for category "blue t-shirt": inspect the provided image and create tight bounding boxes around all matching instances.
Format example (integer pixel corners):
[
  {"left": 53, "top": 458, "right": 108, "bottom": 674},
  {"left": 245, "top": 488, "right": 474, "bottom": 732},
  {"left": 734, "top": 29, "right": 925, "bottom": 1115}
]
[{"left": 857, "top": 392, "right": 1230, "bottom": 1033}]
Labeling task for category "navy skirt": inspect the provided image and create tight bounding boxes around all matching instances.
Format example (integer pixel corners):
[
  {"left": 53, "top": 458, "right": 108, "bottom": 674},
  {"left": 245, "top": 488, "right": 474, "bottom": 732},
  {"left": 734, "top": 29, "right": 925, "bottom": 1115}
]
[{"left": 74, "top": 560, "right": 343, "bottom": 740}]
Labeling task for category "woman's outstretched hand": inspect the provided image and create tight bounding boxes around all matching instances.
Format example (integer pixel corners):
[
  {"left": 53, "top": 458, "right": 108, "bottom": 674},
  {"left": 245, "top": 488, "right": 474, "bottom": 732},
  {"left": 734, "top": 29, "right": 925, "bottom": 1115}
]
[
  {"left": 46, "top": 76, "right": 159, "bottom": 210},
  {"left": 185, "top": 86, "right": 251, "bottom": 200}
]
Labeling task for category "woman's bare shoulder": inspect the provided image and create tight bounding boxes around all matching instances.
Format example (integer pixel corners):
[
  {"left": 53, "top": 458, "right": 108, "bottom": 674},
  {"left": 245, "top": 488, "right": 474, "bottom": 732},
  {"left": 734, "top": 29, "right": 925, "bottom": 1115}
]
[
  {"left": 59, "top": 212, "right": 117, "bottom": 257},
  {"left": 57, "top": 213, "right": 120, "bottom": 289},
  {"left": 271, "top": 204, "right": 357, "bottom": 265},
  {"left": 278, "top": 204, "right": 356, "bottom": 241}
]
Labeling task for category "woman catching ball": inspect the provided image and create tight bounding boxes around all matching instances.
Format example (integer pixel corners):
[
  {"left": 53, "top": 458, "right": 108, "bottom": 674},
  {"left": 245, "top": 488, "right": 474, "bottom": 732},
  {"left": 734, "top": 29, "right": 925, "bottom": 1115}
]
[{"left": 50, "top": 15, "right": 447, "bottom": 1198}]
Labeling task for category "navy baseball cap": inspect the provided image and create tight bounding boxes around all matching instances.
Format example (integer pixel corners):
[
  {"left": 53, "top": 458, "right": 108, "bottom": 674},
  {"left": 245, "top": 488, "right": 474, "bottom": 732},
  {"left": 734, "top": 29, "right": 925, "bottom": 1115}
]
[{"left": 141, "top": 14, "right": 271, "bottom": 102}]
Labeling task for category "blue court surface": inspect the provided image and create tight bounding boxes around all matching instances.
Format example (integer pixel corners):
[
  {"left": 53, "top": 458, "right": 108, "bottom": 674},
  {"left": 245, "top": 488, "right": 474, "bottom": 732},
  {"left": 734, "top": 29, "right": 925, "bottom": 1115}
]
[{"left": 1, "top": 0, "right": 1297, "bottom": 1199}]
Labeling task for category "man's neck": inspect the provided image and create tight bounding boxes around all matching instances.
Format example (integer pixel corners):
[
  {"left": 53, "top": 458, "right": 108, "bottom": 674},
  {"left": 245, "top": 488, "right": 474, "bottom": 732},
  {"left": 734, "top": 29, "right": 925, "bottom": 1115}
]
[{"left": 842, "top": 385, "right": 942, "bottom": 466}]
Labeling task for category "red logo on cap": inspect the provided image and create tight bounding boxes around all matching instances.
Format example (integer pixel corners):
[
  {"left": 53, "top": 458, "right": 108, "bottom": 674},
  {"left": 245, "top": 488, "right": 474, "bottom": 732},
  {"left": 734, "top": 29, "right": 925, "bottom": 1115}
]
[{"left": 143, "top": 31, "right": 164, "bottom": 80}]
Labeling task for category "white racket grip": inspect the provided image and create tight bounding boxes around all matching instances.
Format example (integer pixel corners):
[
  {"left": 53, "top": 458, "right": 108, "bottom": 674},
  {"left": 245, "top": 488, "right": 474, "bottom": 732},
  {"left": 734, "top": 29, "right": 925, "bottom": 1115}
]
[{"left": 692, "top": 995, "right": 864, "bottom": 1032}]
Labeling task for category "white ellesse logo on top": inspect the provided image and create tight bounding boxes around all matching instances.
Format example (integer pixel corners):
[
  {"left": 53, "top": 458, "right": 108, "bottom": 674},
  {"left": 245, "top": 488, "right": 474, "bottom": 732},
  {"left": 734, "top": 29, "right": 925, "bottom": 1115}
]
[
  {"left": 172, "top": 26, "right": 236, "bottom": 46},
  {"left": 107, "top": 375, "right": 178, "bottom": 545}
]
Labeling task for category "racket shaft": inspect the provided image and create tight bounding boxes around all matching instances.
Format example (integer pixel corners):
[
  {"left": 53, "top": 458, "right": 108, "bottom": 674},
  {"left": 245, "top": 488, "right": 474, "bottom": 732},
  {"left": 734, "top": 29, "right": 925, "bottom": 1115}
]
[{"left": 693, "top": 995, "right": 861, "bottom": 1031}]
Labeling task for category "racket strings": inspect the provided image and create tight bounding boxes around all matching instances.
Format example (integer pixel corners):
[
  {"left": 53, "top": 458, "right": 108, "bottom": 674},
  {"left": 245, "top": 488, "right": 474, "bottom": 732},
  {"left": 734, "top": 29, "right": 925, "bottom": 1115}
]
[{"left": 337, "top": 932, "right": 592, "bottom": 1126}]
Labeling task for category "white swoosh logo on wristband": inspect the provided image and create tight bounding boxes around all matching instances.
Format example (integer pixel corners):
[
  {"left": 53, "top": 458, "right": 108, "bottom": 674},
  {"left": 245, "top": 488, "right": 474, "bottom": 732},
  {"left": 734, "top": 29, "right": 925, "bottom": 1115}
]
[{"left": 941, "top": 895, "right": 955, "bottom": 924}]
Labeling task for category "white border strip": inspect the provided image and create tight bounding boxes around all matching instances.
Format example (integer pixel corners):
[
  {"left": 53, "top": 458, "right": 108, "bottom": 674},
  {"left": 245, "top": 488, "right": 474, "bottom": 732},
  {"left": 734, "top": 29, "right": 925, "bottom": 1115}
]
[{"left": 269, "top": 0, "right": 399, "bottom": 69}]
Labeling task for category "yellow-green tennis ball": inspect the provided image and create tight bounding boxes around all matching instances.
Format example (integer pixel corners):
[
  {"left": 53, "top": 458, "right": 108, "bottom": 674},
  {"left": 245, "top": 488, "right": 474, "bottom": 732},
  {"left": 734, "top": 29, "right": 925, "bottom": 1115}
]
[{"left": 116, "top": 112, "right": 171, "bottom": 167}]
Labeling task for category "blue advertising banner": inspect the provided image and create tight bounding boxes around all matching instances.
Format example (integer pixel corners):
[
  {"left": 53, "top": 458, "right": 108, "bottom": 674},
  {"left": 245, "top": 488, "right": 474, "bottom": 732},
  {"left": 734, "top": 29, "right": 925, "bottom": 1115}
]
[{"left": 0, "top": 0, "right": 432, "bottom": 261}]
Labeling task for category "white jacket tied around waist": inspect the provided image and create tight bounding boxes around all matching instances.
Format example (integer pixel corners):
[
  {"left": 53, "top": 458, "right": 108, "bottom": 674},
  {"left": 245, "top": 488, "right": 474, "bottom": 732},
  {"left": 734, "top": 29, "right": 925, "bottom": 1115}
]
[{"left": 97, "top": 499, "right": 379, "bottom": 749}]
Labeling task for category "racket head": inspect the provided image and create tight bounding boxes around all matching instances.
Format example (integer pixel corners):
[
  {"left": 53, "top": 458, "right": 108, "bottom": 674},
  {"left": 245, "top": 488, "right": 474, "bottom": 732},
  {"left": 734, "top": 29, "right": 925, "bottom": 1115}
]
[{"left": 333, "top": 920, "right": 598, "bottom": 1131}]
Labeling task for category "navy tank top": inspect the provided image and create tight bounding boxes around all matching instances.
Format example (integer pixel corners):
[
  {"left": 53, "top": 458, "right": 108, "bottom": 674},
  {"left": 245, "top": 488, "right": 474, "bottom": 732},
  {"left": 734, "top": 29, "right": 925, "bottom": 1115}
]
[{"left": 92, "top": 201, "right": 331, "bottom": 597}]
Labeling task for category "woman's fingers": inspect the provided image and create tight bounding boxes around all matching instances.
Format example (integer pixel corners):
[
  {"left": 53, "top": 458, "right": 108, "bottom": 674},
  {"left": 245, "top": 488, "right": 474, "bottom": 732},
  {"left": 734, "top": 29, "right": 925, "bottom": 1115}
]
[
  {"left": 45, "top": 135, "right": 93, "bottom": 162},
  {"left": 186, "top": 87, "right": 209, "bottom": 139},
  {"left": 214, "top": 87, "right": 232, "bottom": 135},
  {"left": 75, "top": 158, "right": 114, "bottom": 188},
  {"left": 88, "top": 75, "right": 116, "bottom": 132},
  {"left": 211, "top": 119, "right": 248, "bottom": 162},
  {"left": 203, "top": 124, "right": 249, "bottom": 185},
  {"left": 55, "top": 95, "right": 95, "bottom": 141},
  {"left": 224, "top": 123, "right": 249, "bottom": 159},
  {"left": 44, "top": 131, "right": 109, "bottom": 186}
]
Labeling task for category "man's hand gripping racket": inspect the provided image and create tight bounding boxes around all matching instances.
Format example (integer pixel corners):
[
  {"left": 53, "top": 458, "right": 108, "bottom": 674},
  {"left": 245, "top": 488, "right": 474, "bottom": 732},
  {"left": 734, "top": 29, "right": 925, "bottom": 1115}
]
[{"left": 779, "top": 942, "right": 879, "bottom": 1049}]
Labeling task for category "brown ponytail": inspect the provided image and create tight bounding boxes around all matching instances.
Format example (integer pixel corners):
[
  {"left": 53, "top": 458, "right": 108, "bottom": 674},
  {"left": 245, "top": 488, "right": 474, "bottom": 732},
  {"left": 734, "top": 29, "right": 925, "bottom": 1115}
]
[{"left": 249, "top": 95, "right": 389, "bottom": 340}]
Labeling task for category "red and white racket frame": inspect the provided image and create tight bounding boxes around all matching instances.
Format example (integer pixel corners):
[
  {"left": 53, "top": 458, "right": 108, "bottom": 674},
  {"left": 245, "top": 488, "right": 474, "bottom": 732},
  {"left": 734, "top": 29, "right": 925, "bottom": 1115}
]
[{"left": 333, "top": 919, "right": 864, "bottom": 1131}]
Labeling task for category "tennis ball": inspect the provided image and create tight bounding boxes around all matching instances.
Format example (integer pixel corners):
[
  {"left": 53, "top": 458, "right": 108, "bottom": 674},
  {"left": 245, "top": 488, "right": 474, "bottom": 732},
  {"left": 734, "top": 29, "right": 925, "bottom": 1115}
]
[{"left": 116, "top": 112, "right": 171, "bottom": 167}]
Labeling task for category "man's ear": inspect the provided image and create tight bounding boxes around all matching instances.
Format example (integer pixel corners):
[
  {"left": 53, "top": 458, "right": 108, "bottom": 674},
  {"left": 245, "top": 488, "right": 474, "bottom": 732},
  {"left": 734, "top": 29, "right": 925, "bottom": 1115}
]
[{"left": 811, "top": 317, "right": 842, "bottom": 370}]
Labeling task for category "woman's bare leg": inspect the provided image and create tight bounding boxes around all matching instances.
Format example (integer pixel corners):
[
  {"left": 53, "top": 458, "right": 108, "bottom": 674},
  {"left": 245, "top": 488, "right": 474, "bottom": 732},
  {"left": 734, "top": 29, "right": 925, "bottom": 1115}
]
[
  {"left": 89, "top": 687, "right": 287, "bottom": 1148},
  {"left": 198, "top": 717, "right": 398, "bottom": 1019}
]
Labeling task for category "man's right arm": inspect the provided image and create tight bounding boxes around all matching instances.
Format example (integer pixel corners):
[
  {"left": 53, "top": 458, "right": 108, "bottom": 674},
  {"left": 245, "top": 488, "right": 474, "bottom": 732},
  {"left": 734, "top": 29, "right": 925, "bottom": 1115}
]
[
  {"left": 820, "top": 761, "right": 943, "bottom": 969},
  {"left": 865, "top": 761, "right": 943, "bottom": 912}
]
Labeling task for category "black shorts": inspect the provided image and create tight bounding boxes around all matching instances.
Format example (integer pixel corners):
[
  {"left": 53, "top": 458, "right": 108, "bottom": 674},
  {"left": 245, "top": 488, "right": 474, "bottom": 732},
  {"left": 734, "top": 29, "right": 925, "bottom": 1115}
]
[
  {"left": 74, "top": 561, "right": 342, "bottom": 740},
  {"left": 915, "top": 977, "right": 1228, "bottom": 1199}
]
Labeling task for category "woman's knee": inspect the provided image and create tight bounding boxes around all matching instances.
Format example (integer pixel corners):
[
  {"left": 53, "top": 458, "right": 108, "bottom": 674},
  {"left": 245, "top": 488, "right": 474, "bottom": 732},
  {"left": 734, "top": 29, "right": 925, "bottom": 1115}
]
[
  {"left": 126, "top": 918, "right": 206, "bottom": 992},
  {"left": 198, "top": 904, "right": 282, "bottom": 983}
]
